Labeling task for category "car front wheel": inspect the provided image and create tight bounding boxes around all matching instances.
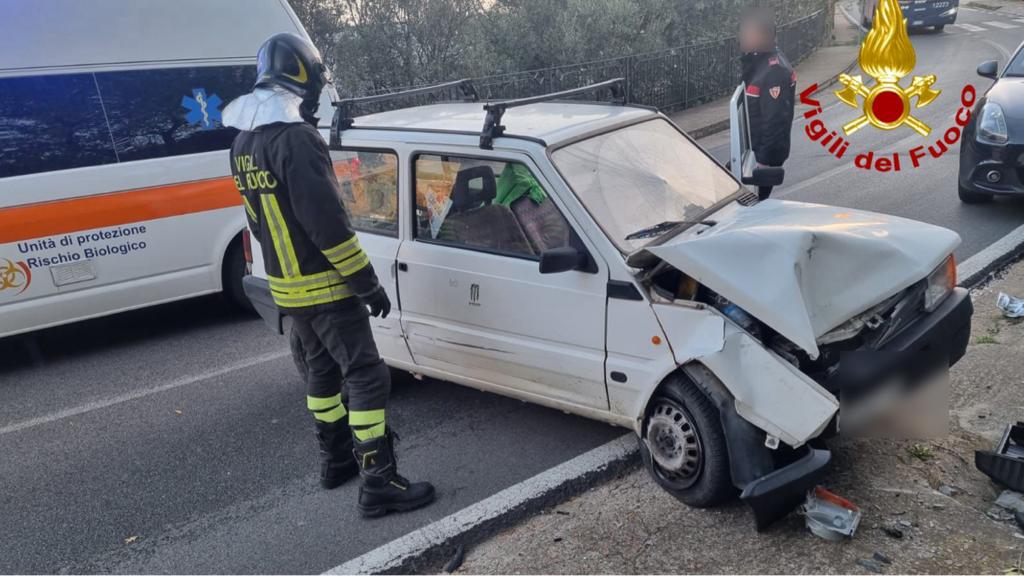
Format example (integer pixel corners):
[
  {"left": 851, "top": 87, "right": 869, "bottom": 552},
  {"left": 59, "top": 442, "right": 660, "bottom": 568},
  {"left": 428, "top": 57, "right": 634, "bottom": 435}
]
[{"left": 639, "top": 374, "right": 735, "bottom": 507}]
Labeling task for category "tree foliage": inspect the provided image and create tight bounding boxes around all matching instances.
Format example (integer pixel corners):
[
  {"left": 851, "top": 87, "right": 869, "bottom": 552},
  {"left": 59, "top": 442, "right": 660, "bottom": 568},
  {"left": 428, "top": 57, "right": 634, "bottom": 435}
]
[{"left": 287, "top": 0, "right": 831, "bottom": 96}]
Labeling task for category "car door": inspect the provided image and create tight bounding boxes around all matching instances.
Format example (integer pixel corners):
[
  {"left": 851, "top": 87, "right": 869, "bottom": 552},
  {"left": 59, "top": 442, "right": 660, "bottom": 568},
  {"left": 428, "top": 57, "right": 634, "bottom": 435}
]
[
  {"left": 330, "top": 147, "right": 413, "bottom": 366},
  {"left": 396, "top": 151, "right": 609, "bottom": 410}
]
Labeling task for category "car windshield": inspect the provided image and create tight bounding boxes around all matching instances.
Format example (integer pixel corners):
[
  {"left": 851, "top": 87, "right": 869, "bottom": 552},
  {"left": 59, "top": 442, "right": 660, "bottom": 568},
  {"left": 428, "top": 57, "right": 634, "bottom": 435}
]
[
  {"left": 551, "top": 118, "right": 742, "bottom": 253},
  {"left": 1005, "top": 50, "right": 1024, "bottom": 76}
]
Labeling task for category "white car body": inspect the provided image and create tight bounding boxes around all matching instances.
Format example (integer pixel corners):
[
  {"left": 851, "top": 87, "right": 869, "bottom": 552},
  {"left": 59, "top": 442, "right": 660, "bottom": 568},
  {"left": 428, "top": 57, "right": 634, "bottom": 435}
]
[{"left": 247, "top": 100, "right": 962, "bottom": 448}]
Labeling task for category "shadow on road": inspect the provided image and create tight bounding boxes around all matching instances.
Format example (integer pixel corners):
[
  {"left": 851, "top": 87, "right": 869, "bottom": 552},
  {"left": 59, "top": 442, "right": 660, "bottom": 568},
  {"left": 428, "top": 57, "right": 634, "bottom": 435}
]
[{"left": 0, "top": 295, "right": 259, "bottom": 372}]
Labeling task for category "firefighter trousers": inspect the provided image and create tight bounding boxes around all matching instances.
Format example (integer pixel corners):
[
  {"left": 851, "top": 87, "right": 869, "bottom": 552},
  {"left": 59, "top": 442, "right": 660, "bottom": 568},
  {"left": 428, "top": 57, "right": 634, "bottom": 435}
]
[{"left": 291, "top": 302, "right": 391, "bottom": 441}]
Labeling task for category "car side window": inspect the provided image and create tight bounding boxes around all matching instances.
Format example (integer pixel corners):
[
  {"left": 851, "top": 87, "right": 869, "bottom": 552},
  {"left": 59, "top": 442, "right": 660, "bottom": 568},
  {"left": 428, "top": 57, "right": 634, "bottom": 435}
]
[
  {"left": 332, "top": 149, "right": 399, "bottom": 236},
  {"left": 94, "top": 65, "right": 256, "bottom": 162},
  {"left": 0, "top": 73, "right": 118, "bottom": 178},
  {"left": 413, "top": 154, "right": 573, "bottom": 258}
]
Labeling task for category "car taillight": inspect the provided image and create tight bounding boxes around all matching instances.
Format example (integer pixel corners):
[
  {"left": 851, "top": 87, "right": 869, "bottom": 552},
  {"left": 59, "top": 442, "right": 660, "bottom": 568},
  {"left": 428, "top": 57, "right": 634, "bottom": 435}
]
[{"left": 242, "top": 229, "right": 253, "bottom": 268}]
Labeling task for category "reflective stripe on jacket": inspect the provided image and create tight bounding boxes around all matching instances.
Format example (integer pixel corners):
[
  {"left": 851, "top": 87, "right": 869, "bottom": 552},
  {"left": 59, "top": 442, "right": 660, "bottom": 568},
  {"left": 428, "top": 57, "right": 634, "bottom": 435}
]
[{"left": 230, "top": 121, "right": 379, "bottom": 314}]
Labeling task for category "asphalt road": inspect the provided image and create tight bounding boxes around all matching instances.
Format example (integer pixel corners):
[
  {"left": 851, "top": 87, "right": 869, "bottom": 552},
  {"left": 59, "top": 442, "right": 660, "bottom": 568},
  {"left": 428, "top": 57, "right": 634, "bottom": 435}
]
[
  {"left": 2, "top": 8, "right": 1023, "bottom": 574},
  {"left": 702, "top": 5, "right": 1024, "bottom": 261}
]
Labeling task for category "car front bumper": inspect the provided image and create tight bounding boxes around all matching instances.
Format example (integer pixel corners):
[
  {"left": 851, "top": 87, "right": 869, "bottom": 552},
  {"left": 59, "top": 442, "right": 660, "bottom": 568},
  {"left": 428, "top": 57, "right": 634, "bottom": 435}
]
[{"left": 960, "top": 138, "right": 1024, "bottom": 195}]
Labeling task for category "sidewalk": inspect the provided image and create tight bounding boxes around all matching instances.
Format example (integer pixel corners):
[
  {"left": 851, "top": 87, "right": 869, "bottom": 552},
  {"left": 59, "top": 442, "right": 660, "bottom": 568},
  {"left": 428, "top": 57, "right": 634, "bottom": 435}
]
[
  {"left": 670, "top": 3, "right": 861, "bottom": 139},
  {"left": 965, "top": 0, "right": 1024, "bottom": 18},
  {"left": 456, "top": 264, "right": 1024, "bottom": 573}
]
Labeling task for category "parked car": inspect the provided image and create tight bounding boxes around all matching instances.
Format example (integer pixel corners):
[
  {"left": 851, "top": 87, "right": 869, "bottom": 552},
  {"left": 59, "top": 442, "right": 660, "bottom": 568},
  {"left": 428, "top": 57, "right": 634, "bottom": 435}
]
[
  {"left": 246, "top": 81, "right": 972, "bottom": 528},
  {"left": 959, "top": 43, "right": 1024, "bottom": 203}
]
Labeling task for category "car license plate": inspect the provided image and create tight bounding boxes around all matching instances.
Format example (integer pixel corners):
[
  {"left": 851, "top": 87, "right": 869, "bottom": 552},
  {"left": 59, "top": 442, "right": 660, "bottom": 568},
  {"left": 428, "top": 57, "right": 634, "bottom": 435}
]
[{"left": 913, "top": 19, "right": 924, "bottom": 25}]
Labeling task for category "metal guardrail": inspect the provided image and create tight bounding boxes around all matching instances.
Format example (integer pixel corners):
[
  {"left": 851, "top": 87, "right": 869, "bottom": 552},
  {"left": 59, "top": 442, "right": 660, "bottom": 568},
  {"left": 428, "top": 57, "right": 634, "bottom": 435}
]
[{"left": 355, "top": 8, "right": 829, "bottom": 113}]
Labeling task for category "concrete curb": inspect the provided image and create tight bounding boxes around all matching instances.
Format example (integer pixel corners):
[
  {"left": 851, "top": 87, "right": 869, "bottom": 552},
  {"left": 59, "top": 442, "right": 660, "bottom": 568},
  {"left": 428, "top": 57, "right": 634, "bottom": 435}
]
[
  {"left": 325, "top": 434, "right": 639, "bottom": 575},
  {"left": 957, "top": 223, "right": 1024, "bottom": 288}
]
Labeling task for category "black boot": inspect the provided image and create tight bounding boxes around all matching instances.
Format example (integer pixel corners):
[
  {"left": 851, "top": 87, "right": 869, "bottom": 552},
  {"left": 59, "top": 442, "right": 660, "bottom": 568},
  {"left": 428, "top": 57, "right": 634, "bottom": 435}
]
[
  {"left": 353, "top": 431, "right": 435, "bottom": 518},
  {"left": 315, "top": 419, "right": 359, "bottom": 490}
]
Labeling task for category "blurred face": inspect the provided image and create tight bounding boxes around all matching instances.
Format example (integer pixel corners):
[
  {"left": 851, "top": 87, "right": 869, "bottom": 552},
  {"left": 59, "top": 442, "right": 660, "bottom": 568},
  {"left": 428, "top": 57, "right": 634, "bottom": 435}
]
[{"left": 740, "top": 21, "right": 770, "bottom": 53}]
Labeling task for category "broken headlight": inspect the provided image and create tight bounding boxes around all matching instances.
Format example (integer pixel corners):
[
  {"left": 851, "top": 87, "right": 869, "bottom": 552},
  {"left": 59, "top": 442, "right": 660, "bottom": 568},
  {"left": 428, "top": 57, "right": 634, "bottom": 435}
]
[{"left": 923, "top": 255, "right": 956, "bottom": 312}]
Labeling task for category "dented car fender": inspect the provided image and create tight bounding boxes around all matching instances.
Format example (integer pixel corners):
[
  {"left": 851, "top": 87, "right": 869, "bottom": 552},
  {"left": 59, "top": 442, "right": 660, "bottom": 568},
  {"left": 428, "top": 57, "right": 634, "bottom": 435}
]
[{"left": 648, "top": 303, "right": 838, "bottom": 447}]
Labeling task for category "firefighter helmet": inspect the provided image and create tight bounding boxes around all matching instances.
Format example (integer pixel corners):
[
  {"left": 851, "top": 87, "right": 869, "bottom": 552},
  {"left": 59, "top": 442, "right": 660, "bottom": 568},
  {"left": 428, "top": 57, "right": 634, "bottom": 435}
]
[{"left": 255, "top": 32, "right": 329, "bottom": 101}]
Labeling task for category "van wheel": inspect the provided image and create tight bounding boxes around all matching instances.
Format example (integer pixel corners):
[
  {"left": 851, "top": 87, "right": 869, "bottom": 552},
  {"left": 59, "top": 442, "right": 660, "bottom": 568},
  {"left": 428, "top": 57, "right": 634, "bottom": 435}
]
[
  {"left": 958, "top": 184, "right": 992, "bottom": 204},
  {"left": 289, "top": 325, "right": 309, "bottom": 384},
  {"left": 640, "top": 374, "right": 734, "bottom": 507},
  {"left": 222, "top": 239, "right": 253, "bottom": 312}
]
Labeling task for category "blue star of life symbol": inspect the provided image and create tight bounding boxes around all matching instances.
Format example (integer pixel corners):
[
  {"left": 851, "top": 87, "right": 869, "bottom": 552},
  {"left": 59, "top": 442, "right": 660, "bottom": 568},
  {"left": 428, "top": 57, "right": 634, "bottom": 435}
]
[{"left": 181, "top": 88, "right": 223, "bottom": 130}]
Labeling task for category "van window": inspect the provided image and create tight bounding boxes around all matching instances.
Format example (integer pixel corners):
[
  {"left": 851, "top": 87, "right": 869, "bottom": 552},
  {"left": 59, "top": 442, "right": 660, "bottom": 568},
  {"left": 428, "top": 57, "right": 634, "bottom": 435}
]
[
  {"left": 332, "top": 150, "right": 399, "bottom": 236},
  {"left": 95, "top": 65, "right": 256, "bottom": 162},
  {"left": 413, "top": 154, "right": 572, "bottom": 258},
  {"left": 0, "top": 73, "right": 118, "bottom": 178}
]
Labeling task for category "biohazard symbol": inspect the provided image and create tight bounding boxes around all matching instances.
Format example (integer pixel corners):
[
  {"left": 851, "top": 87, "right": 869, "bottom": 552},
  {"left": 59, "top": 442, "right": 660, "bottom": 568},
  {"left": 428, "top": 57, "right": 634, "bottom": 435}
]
[
  {"left": 0, "top": 259, "right": 31, "bottom": 295},
  {"left": 835, "top": 0, "right": 941, "bottom": 136}
]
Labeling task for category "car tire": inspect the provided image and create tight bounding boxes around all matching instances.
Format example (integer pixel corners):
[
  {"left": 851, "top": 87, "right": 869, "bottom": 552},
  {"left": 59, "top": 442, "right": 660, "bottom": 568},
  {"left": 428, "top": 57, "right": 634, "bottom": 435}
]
[
  {"left": 958, "top": 184, "right": 992, "bottom": 204},
  {"left": 289, "top": 324, "right": 310, "bottom": 384},
  {"left": 640, "top": 373, "right": 735, "bottom": 508},
  {"left": 222, "top": 239, "right": 254, "bottom": 312},
  {"left": 935, "top": 24, "right": 945, "bottom": 31}
]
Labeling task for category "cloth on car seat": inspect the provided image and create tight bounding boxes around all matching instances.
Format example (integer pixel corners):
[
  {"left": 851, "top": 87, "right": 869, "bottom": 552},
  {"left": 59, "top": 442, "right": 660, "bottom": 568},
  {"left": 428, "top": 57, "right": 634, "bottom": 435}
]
[
  {"left": 511, "top": 195, "right": 570, "bottom": 254},
  {"left": 494, "top": 164, "right": 546, "bottom": 207}
]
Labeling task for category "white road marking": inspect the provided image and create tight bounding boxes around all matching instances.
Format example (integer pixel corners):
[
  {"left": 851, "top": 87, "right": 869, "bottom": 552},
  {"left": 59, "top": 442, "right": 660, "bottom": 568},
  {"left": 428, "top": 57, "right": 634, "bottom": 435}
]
[
  {"left": 324, "top": 434, "right": 637, "bottom": 575},
  {"left": 956, "top": 22, "right": 986, "bottom": 32},
  {"left": 0, "top": 349, "right": 290, "bottom": 436},
  {"left": 983, "top": 20, "right": 1019, "bottom": 29}
]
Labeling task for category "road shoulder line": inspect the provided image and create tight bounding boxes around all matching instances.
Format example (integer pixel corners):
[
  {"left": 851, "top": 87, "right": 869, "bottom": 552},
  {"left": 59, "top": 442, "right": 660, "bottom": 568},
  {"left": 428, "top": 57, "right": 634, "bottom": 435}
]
[{"left": 324, "top": 434, "right": 639, "bottom": 575}]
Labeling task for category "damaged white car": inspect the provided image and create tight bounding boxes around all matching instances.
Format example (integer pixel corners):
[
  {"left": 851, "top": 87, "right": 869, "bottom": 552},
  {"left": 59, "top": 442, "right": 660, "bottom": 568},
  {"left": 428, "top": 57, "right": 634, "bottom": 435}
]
[{"left": 245, "top": 80, "right": 972, "bottom": 528}]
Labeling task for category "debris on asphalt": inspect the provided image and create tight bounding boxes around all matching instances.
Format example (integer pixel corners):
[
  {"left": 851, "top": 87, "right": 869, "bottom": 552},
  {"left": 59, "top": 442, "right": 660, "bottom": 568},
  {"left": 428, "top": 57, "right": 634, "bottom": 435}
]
[
  {"left": 975, "top": 422, "right": 1024, "bottom": 492},
  {"left": 907, "top": 443, "right": 935, "bottom": 461},
  {"left": 997, "top": 292, "right": 1024, "bottom": 318},
  {"left": 804, "top": 486, "right": 861, "bottom": 541},
  {"left": 856, "top": 557, "right": 885, "bottom": 573},
  {"left": 986, "top": 505, "right": 1015, "bottom": 522},
  {"left": 996, "top": 490, "right": 1024, "bottom": 514},
  {"left": 123, "top": 535, "right": 138, "bottom": 545},
  {"left": 880, "top": 525, "right": 904, "bottom": 539},
  {"left": 555, "top": 509, "right": 570, "bottom": 516},
  {"left": 937, "top": 484, "right": 960, "bottom": 497},
  {"left": 897, "top": 519, "right": 913, "bottom": 528},
  {"left": 442, "top": 544, "right": 465, "bottom": 574},
  {"left": 872, "top": 551, "right": 893, "bottom": 565}
]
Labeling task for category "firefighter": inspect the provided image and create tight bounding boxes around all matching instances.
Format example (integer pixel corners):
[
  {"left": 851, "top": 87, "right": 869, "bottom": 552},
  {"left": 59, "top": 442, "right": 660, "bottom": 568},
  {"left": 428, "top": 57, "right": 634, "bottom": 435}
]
[
  {"left": 739, "top": 8, "right": 796, "bottom": 200},
  {"left": 223, "top": 32, "right": 434, "bottom": 518}
]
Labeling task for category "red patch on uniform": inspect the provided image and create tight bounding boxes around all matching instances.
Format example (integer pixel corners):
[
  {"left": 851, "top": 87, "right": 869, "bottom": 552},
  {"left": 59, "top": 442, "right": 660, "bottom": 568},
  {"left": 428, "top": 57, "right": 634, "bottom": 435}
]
[
  {"left": 769, "top": 86, "right": 781, "bottom": 99},
  {"left": 768, "top": 56, "right": 779, "bottom": 66},
  {"left": 745, "top": 85, "right": 761, "bottom": 96}
]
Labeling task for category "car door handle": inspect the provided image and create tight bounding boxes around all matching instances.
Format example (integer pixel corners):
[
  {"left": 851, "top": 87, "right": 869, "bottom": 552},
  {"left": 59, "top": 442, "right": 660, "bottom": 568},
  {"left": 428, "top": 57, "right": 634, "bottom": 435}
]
[{"left": 398, "top": 262, "right": 408, "bottom": 272}]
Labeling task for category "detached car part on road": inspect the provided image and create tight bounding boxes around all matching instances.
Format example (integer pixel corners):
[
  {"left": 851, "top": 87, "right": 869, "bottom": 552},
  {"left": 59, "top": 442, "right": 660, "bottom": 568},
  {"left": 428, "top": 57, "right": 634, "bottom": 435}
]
[{"left": 246, "top": 80, "right": 972, "bottom": 529}]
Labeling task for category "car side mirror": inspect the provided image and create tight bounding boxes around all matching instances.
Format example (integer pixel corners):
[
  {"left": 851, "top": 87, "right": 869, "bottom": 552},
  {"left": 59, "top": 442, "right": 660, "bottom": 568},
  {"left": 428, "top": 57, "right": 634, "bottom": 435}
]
[
  {"left": 977, "top": 60, "right": 999, "bottom": 79},
  {"left": 742, "top": 166, "right": 785, "bottom": 187},
  {"left": 539, "top": 246, "right": 585, "bottom": 274}
]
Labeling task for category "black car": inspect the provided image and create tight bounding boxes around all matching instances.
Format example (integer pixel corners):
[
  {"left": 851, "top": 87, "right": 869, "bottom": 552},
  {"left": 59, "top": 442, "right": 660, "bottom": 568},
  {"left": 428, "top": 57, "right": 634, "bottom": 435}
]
[{"left": 959, "top": 43, "right": 1024, "bottom": 203}]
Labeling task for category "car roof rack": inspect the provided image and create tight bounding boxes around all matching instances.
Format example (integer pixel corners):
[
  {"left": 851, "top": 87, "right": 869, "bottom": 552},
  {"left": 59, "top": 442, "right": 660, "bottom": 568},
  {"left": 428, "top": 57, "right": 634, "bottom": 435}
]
[
  {"left": 331, "top": 79, "right": 478, "bottom": 146},
  {"left": 479, "top": 78, "right": 626, "bottom": 149}
]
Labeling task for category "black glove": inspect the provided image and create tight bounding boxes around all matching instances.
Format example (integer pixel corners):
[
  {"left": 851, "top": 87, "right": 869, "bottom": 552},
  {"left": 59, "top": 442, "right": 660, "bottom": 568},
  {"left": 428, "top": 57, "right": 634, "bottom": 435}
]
[{"left": 360, "top": 285, "right": 391, "bottom": 319}]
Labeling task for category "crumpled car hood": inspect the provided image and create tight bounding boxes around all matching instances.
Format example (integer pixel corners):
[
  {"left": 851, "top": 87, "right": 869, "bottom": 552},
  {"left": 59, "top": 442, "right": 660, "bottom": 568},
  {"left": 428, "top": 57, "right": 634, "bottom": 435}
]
[{"left": 644, "top": 200, "right": 960, "bottom": 358}]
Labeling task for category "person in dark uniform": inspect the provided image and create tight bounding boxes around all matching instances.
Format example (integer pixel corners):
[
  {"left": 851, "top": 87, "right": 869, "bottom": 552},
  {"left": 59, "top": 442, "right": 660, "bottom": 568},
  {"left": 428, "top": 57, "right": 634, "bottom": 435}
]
[
  {"left": 223, "top": 33, "right": 434, "bottom": 518},
  {"left": 739, "top": 8, "right": 796, "bottom": 200}
]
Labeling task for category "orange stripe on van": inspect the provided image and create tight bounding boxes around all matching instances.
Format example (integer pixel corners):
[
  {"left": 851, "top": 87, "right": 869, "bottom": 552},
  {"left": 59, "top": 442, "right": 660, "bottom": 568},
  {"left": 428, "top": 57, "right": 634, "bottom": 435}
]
[{"left": 0, "top": 177, "right": 241, "bottom": 244}]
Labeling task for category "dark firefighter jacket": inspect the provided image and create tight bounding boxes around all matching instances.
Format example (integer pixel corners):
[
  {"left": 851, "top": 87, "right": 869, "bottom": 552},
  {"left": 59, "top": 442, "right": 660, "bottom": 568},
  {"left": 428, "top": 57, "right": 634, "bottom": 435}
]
[
  {"left": 741, "top": 49, "right": 796, "bottom": 167},
  {"left": 230, "top": 121, "right": 379, "bottom": 315}
]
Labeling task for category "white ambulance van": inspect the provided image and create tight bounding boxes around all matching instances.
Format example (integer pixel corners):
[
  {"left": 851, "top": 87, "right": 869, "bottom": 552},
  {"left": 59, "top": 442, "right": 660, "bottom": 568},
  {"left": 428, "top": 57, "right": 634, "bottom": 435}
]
[{"left": 0, "top": 0, "right": 333, "bottom": 338}]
